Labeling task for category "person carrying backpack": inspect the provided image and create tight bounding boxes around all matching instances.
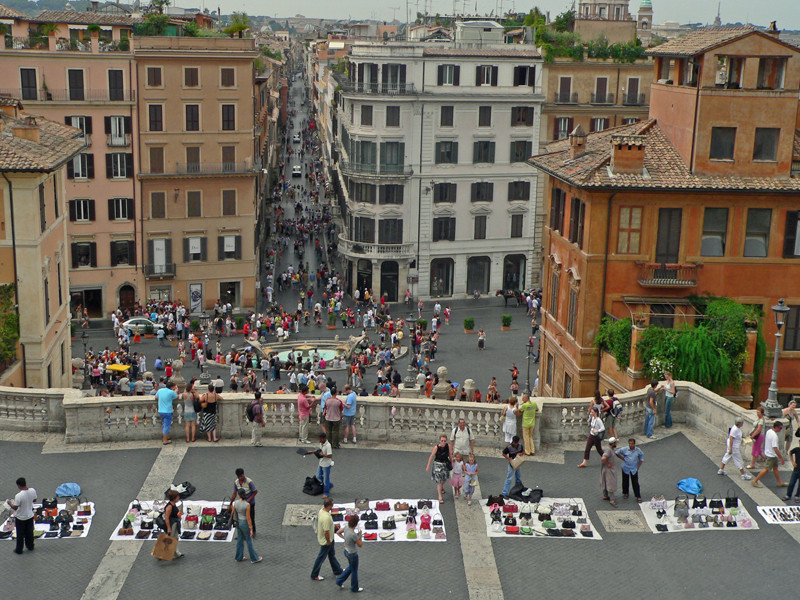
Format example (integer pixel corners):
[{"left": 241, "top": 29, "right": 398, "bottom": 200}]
[
  {"left": 247, "top": 392, "right": 265, "bottom": 447},
  {"left": 450, "top": 419, "right": 474, "bottom": 457}
]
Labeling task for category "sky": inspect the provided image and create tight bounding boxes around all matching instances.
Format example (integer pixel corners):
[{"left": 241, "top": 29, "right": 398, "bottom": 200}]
[{"left": 219, "top": 0, "right": 800, "bottom": 30}]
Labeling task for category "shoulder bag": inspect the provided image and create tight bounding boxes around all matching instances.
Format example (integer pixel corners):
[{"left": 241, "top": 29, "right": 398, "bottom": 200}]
[
  {"left": 725, "top": 488, "right": 739, "bottom": 508},
  {"left": 393, "top": 501, "right": 409, "bottom": 511},
  {"left": 354, "top": 498, "right": 370, "bottom": 511}
]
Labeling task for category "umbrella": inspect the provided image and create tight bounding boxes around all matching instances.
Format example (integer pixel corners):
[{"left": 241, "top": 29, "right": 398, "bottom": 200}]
[{"left": 106, "top": 364, "right": 131, "bottom": 372}]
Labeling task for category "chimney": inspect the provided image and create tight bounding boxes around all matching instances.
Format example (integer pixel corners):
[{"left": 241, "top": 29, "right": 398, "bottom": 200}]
[
  {"left": 568, "top": 124, "right": 587, "bottom": 160},
  {"left": 610, "top": 134, "right": 646, "bottom": 174},
  {"left": 13, "top": 117, "right": 40, "bottom": 143},
  {"left": 90, "top": 0, "right": 99, "bottom": 11},
  {"left": 765, "top": 21, "right": 780, "bottom": 38}
]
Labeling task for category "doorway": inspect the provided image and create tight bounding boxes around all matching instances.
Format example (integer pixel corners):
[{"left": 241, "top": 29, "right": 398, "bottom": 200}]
[
  {"left": 503, "top": 254, "right": 526, "bottom": 290},
  {"left": 356, "top": 259, "right": 372, "bottom": 296},
  {"left": 380, "top": 261, "right": 399, "bottom": 302},
  {"left": 466, "top": 256, "right": 491, "bottom": 295},
  {"left": 655, "top": 208, "right": 682, "bottom": 279},
  {"left": 70, "top": 288, "right": 102, "bottom": 317},
  {"left": 219, "top": 281, "right": 240, "bottom": 309},
  {"left": 430, "top": 258, "right": 454, "bottom": 297},
  {"left": 118, "top": 284, "right": 135, "bottom": 310}
]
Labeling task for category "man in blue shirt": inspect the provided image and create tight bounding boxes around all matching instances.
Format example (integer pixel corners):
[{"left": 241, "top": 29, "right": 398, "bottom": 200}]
[
  {"left": 342, "top": 384, "right": 357, "bottom": 444},
  {"left": 156, "top": 381, "right": 178, "bottom": 445},
  {"left": 615, "top": 438, "right": 644, "bottom": 502},
  {"left": 318, "top": 382, "right": 331, "bottom": 436}
]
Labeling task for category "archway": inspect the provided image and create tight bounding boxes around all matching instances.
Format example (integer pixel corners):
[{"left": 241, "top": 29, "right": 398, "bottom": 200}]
[
  {"left": 466, "top": 256, "right": 491, "bottom": 295},
  {"left": 430, "top": 258, "right": 454, "bottom": 297},
  {"left": 380, "top": 261, "right": 399, "bottom": 302},
  {"left": 356, "top": 259, "right": 372, "bottom": 296},
  {"left": 503, "top": 254, "right": 526, "bottom": 290},
  {"left": 118, "top": 284, "right": 135, "bottom": 310}
]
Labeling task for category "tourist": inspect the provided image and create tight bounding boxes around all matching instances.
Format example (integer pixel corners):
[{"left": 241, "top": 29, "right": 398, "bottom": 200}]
[
  {"left": 426, "top": 434, "right": 453, "bottom": 502},
  {"left": 464, "top": 453, "right": 479, "bottom": 506},
  {"left": 342, "top": 384, "right": 358, "bottom": 444},
  {"left": 746, "top": 406, "right": 766, "bottom": 469},
  {"left": 324, "top": 387, "right": 343, "bottom": 448},
  {"left": 160, "top": 490, "right": 184, "bottom": 560},
  {"left": 601, "top": 389, "right": 619, "bottom": 440},
  {"left": 615, "top": 438, "right": 644, "bottom": 502},
  {"left": 182, "top": 382, "right": 198, "bottom": 443},
  {"left": 718, "top": 417, "right": 752, "bottom": 480},
  {"left": 501, "top": 396, "right": 520, "bottom": 444},
  {"left": 297, "top": 384, "right": 315, "bottom": 444},
  {"left": 335, "top": 515, "right": 364, "bottom": 593},
  {"left": 231, "top": 468, "right": 259, "bottom": 536},
  {"left": 601, "top": 437, "right": 619, "bottom": 507},
  {"left": 781, "top": 442, "right": 800, "bottom": 503},
  {"left": 310, "top": 498, "right": 343, "bottom": 581},
  {"left": 249, "top": 391, "right": 265, "bottom": 447},
  {"left": 663, "top": 372, "right": 677, "bottom": 429},
  {"left": 477, "top": 328, "right": 486, "bottom": 351},
  {"left": 577, "top": 407, "right": 605, "bottom": 468},
  {"left": 518, "top": 393, "right": 539, "bottom": 456},
  {"left": 233, "top": 487, "right": 262, "bottom": 563},
  {"left": 752, "top": 421, "right": 787, "bottom": 488},
  {"left": 450, "top": 418, "right": 475, "bottom": 457},
  {"left": 783, "top": 400, "right": 800, "bottom": 454},
  {"left": 450, "top": 452, "right": 464, "bottom": 499},
  {"left": 644, "top": 379, "right": 663, "bottom": 439},
  {"left": 156, "top": 381, "right": 177, "bottom": 445},
  {"left": 310, "top": 432, "right": 334, "bottom": 498},
  {"left": 500, "top": 435, "right": 525, "bottom": 497},
  {"left": 199, "top": 383, "right": 220, "bottom": 443},
  {"left": 7, "top": 477, "right": 36, "bottom": 555}
]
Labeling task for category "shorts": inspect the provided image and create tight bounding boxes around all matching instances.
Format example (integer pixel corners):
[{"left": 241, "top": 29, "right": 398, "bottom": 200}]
[
  {"left": 765, "top": 456, "right": 779, "bottom": 470},
  {"left": 160, "top": 412, "right": 173, "bottom": 434},
  {"left": 342, "top": 415, "right": 354, "bottom": 427},
  {"left": 184, "top": 411, "right": 197, "bottom": 422},
  {"left": 604, "top": 414, "right": 617, "bottom": 428}
]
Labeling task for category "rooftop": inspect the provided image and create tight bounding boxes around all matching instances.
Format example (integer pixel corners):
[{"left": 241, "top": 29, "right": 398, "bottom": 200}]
[
  {"left": 422, "top": 47, "right": 541, "bottom": 58},
  {"left": 32, "top": 9, "right": 142, "bottom": 26},
  {"left": 0, "top": 3, "right": 28, "bottom": 19},
  {"left": 644, "top": 26, "right": 771, "bottom": 57},
  {"left": 0, "top": 112, "right": 85, "bottom": 172}
]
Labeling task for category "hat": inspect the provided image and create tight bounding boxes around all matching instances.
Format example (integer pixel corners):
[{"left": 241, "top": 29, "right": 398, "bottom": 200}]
[{"left": 607, "top": 437, "right": 618, "bottom": 444}]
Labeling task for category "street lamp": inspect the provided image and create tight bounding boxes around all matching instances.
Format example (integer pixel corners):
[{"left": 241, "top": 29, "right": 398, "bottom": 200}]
[
  {"left": 761, "top": 298, "right": 791, "bottom": 419},
  {"left": 524, "top": 340, "right": 534, "bottom": 395},
  {"left": 80, "top": 331, "right": 90, "bottom": 391},
  {"left": 403, "top": 314, "right": 418, "bottom": 388}
]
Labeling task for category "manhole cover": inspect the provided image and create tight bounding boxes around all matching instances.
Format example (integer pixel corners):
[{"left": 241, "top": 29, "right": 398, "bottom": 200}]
[
  {"left": 282, "top": 504, "right": 320, "bottom": 527},
  {"left": 596, "top": 510, "right": 649, "bottom": 533}
]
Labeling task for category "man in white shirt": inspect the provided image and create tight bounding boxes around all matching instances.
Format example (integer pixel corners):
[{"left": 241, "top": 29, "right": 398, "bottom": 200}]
[
  {"left": 752, "top": 421, "right": 788, "bottom": 488},
  {"left": 450, "top": 418, "right": 475, "bottom": 457},
  {"left": 7, "top": 477, "right": 37, "bottom": 554},
  {"left": 718, "top": 417, "right": 752, "bottom": 480}
]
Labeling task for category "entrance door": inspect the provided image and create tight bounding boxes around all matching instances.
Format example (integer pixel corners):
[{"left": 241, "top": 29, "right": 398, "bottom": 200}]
[
  {"left": 153, "top": 239, "right": 166, "bottom": 274},
  {"left": 380, "top": 261, "right": 399, "bottom": 302},
  {"left": 503, "top": 254, "right": 526, "bottom": 290},
  {"left": 466, "top": 257, "right": 491, "bottom": 295},
  {"left": 357, "top": 259, "right": 372, "bottom": 296},
  {"left": 118, "top": 285, "right": 135, "bottom": 309},
  {"left": 655, "top": 208, "right": 682, "bottom": 279},
  {"left": 627, "top": 77, "right": 640, "bottom": 103},
  {"left": 430, "top": 259, "right": 454, "bottom": 297}
]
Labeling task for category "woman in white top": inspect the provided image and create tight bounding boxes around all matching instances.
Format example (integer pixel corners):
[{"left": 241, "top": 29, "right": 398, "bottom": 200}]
[
  {"left": 501, "top": 396, "right": 521, "bottom": 444},
  {"left": 577, "top": 407, "right": 605, "bottom": 468}
]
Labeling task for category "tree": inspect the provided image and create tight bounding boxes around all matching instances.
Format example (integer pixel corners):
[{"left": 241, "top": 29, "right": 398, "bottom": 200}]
[
  {"left": 553, "top": 9, "right": 575, "bottom": 33},
  {"left": 183, "top": 21, "right": 199, "bottom": 37},
  {"left": 148, "top": 0, "right": 170, "bottom": 14},
  {"left": 224, "top": 12, "right": 251, "bottom": 38},
  {"left": 138, "top": 13, "right": 169, "bottom": 36}
]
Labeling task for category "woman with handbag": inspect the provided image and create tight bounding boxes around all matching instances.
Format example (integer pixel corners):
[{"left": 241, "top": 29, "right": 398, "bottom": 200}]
[
  {"left": 746, "top": 406, "right": 766, "bottom": 470},
  {"left": 577, "top": 407, "right": 605, "bottom": 468},
  {"left": 199, "top": 383, "right": 220, "bottom": 443},
  {"left": 426, "top": 434, "right": 453, "bottom": 503},
  {"left": 501, "top": 396, "right": 521, "bottom": 445},
  {"left": 182, "top": 382, "right": 199, "bottom": 443},
  {"left": 233, "top": 488, "right": 262, "bottom": 564}
]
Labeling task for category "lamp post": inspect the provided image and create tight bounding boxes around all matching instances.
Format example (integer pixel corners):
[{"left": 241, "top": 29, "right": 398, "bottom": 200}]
[
  {"left": 524, "top": 340, "right": 534, "bottom": 395},
  {"left": 80, "top": 330, "right": 90, "bottom": 391},
  {"left": 761, "top": 298, "right": 791, "bottom": 419},
  {"left": 403, "top": 314, "right": 418, "bottom": 388}
]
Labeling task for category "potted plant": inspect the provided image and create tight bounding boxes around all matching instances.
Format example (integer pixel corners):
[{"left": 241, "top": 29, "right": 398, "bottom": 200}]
[
  {"left": 235, "top": 316, "right": 245, "bottom": 332},
  {"left": 501, "top": 315, "right": 512, "bottom": 331},
  {"left": 71, "top": 321, "right": 76, "bottom": 340},
  {"left": 190, "top": 319, "right": 200, "bottom": 332},
  {"left": 417, "top": 318, "right": 428, "bottom": 331},
  {"left": 87, "top": 24, "right": 101, "bottom": 36},
  {"left": 327, "top": 311, "right": 337, "bottom": 330},
  {"left": 144, "top": 323, "right": 155, "bottom": 337},
  {"left": 463, "top": 317, "right": 475, "bottom": 334},
  {"left": 118, "top": 37, "right": 130, "bottom": 51}
]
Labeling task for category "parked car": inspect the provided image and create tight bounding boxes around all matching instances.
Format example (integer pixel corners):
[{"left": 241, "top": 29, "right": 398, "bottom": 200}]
[
  {"left": 292, "top": 134, "right": 301, "bottom": 144},
  {"left": 122, "top": 317, "right": 163, "bottom": 336},
  {"left": 292, "top": 165, "right": 302, "bottom": 177}
]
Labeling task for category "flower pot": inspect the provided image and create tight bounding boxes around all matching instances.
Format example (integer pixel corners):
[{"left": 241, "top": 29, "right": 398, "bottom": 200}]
[
  {"left": 327, "top": 325, "right": 337, "bottom": 330},
  {"left": 501, "top": 326, "right": 510, "bottom": 331},
  {"left": 464, "top": 329, "right": 474, "bottom": 334}
]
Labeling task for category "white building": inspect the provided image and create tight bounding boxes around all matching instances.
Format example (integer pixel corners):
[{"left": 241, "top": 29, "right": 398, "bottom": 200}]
[{"left": 319, "top": 21, "right": 544, "bottom": 301}]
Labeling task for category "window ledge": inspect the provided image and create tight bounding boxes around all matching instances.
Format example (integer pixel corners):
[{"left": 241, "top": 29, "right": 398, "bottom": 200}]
[{"left": 709, "top": 158, "right": 734, "bottom": 163}]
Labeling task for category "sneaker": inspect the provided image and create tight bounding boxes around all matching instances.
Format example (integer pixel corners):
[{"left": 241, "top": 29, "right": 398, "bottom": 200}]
[
  {"left": 717, "top": 469, "right": 726, "bottom": 475},
  {"left": 351, "top": 438, "right": 357, "bottom": 444},
  {"left": 251, "top": 556, "right": 263, "bottom": 564},
  {"left": 752, "top": 481, "right": 763, "bottom": 488},
  {"left": 778, "top": 482, "right": 789, "bottom": 487},
  {"left": 741, "top": 473, "right": 753, "bottom": 480},
  {"left": 354, "top": 588, "right": 364, "bottom": 593},
  {"left": 311, "top": 576, "right": 325, "bottom": 581},
  {"left": 782, "top": 496, "right": 791, "bottom": 501},
  {"left": 301, "top": 440, "right": 311, "bottom": 444},
  {"left": 342, "top": 439, "right": 348, "bottom": 444}
]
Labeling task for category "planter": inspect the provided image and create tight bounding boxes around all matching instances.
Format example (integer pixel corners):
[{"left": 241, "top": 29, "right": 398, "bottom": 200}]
[
  {"left": 145, "top": 334, "right": 155, "bottom": 338},
  {"left": 464, "top": 329, "right": 474, "bottom": 334},
  {"left": 501, "top": 326, "right": 510, "bottom": 332},
  {"left": 327, "top": 325, "right": 337, "bottom": 330}
]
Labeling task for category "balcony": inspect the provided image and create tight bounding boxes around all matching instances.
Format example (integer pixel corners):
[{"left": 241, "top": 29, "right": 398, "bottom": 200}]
[
  {"left": 149, "top": 162, "right": 255, "bottom": 176},
  {"left": 338, "top": 80, "right": 418, "bottom": 96},
  {"left": 339, "top": 161, "right": 413, "bottom": 178},
  {"left": 622, "top": 93, "right": 646, "bottom": 106},
  {"left": 637, "top": 263, "right": 698, "bottom": 288},
  {"left": 107, "top": 133, "right": 131, "bottom": 148},
  {"left": 0, "top": 88, "right": 135, "bottom": 102},
  {"left": 144, "top": 263, "right": 176, "bottom": 279},
  {"left": 338, "top": 234, "right": 415, "bottom": 260},
  {"left": 554, "top": 92, "right": 578, "bottom": 104},
  {"left": 590, "top": 92, "right": 614, "bottom": 104}
]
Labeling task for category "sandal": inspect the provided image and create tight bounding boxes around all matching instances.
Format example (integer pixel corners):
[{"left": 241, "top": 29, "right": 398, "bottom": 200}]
[{"left": 609, "top": 500, "right": 618, "bottom": 508}]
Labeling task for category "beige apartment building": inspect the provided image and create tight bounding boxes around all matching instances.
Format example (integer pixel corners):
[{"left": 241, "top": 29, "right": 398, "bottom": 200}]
[{"left": 0, "top": 102, "right": 84, "bottom": 387}]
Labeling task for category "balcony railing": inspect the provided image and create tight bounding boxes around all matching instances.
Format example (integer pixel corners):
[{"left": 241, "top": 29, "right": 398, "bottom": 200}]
[
  {"left": 637, "top": 263, "right": 698, "bottom": 288},
  {"left": 174, "top": 162, "right": 253, "bottom": 175},
  {"left": 590, "top": 92, "right": 614, "bottom": 104},
  {"left": 107, "top": 133, "right": 131, "bottom": 147},
  {"left": 338, "top": 234, "right": 415, "bottom": 259},
  {"left": 144, "top": 263, "right": 176, "bottom": 279},
  {"left": 622, "top": 93, "right": 646, "bottom": 106},
  {"left": 338, "top": 80, "right": 418, "bottom": 95},
  {"left": 339, "top": 161, "right": 413, "bottom": 177},
  {"left": 554, "top": 92, "right": 578, "bottom": 104},
  {"left": 0, "top": 88, "right": 135, "bottom": 102}
]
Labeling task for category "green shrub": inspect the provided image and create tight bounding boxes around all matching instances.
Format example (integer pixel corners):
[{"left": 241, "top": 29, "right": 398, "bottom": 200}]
[
  {"left": 595, "top": 317, "right": 632, "bottom": 370},
  {"left": 328, "top": 312, "right": 337, "bottom": 325},
  {"left": 118, "top": 38, "right": 129, "bottom": 51},
  {"left": 463, "top": 317, "right": 475, "bottom": 330},
  {"left": 417, "top": 318, "right": 428, "bottom": 331},
  {"left": 144, "top": 323, "right": 154, "bottom": 335},
  {"left": 235, "top": 316, "right": 245, "bottom": 330},
  {"left": 190, "top": 319, "right": 200, "bottom": 332},
  {"left": 501, "top": 315, "right": 512, "bottom": 327}
]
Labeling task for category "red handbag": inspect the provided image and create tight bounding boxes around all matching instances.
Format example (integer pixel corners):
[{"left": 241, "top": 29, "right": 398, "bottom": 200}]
[
  {"left": 419, "top": 513, "right": 432, "bottom": 530},
  {"left": 504, "top": 526, "right": 519, "bottom": 535},
  {"left": 186, "top": 515, "right": 199, "bottom": 523},
  {"left": 502, "top": 503, "right": 518, "bottom": 513},
  {"left": 375, "top": 502, "right": 390, "bottom": 511},
  {"left": 201, "top": 507, "right": 217, "bottom": 516},
  {"left": 364, "top": 532, "right": 377, "bottom": 541}
]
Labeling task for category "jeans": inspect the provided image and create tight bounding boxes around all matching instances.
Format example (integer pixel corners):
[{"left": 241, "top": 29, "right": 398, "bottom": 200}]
[
  {"left": 317, "top": 465, "right": 333, "bottom": 495},
  {"left": 787, "top": 469, "right": 800, "bottom": 499},
  {"left": 311, "top": 543, "right": 342, "bottom": 579},
  {"left": 621, "top": 471, "right": 641, "bottom": 498},
  {"left": 336, "top": 550, "right": 360, "bottom": 591},
  {"left": 644, "top": 407, "right": 655, "bottom": 438},
  {"left": 501, "top": 463, "right": 522, "bottom": 496},
  {"left": 664, "top": 394, "right": 674, "bottom": 428},
  {"left": 235, "top": 519, "right": 258, "bottom": 561}
]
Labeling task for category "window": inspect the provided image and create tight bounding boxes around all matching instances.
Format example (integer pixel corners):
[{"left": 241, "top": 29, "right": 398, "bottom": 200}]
[
  {"left": 66, "top": 116, "right": 91, "bottom": 141},
  {"left": 386, "top": 106, "right": 400, "bottom": 127},
  {"left": 546, "top": 352, "right": 554, "bottom": 387},
  {"left": 184, "top": 237, "right": 206, "bottom": 262},
  {"left": 379, "top": 185, "right": 404, "bottom": 204},
  {"left": 218, "top": 235, "right": 241, "bottom": 260},
  {"left": 710, "top": 127, "right": 736, "bottom": 160},
  {"left": 591, "top": 117, "right": 609, "bottom": 133},
  {"left": 69, "top": 199, "right": 95, "bottom": 222},
  {"left": 378, "top": 219, "right": 403, "bottom": 244},
  {"left": 67, "top": 154, "right": 94, "bottom": 179},
  {"left": 594, "top": 76, "right": 609, "bottom": 102},
  {"left": 437, "top": 64, "right": 459, "bottom": 86},
  {"left": 473, "top": 141, "right": 495, "bottom": 163},
  {"left": 549, "top": 188, "right": 566, "bottom": 233},
  {"left": 147, "top": 67, "right": 162, "bottom": 87},
  {"left": 108, "top": 197, "right": 134, "bottom": 221},
  {"left": 557, "top": 77, "right": 572, "bottom": 103},
  {"left": 185, "top": 146, "right": 200, "bottom": 172},
  {"left": 184, "top": 67, "right": 199, "bottom": 87},
  {"left": 71, "top": 242, "right": 97, "bottom": 268},
  {"left": 511, "top": 106, "right": 533, "bottom": 126},
  {"left": 753, "top": 127, "right": 779, "bottom": 161},
  {"left": 110, "top": 240, "right": 135, "bottom": 266},
  {"left": 474, "top": 215, "right": 487, "bottom": 239},
  {"left": 222, "top": 146, "right": 236, "bottom": 172},
  {"left": 617, "top": 206, "right": 642, "bottom": 253},
  {"left": 470, "top": 182, "right": 493, "bottom": 202},
  {"left": 440, "top": 106, "right": 454, "bottom": 127},
  {"left": 220, "top": 67, "right": 235, "bottom": 87},
  {"left": 433, "top": 217, "right": 456, "bottom": 242},
  {"left": 511, "top": 214, "right": 523, "bottom": 238},
  {"left": 476, "top": 65, "right": 498, "bottom": 86},
  {"left": 555, "top": 117, "right": 573, "bottom": 140},
  {"left": 149, "top": 147, "right": 164, "bottom": 173},
  {"left": 744, "top": 208, "right": 772, "bottom": 257},
  {"left": 38, "top": 183, "right": 46, "bottom": 233},
  {"left": 360, "top": 105, "right": 373, "bottom": 126},
  {"left": 510, "top": 140, "right": 532, "bottom": 163},
  {"left": 20, "top": 68, "right": 37, "bottom": 100},
  {"left": 67, "top": 69, "right": 84, "bottom": 101},
  {"left": 784, "top": 306, "right": 800, "bottom": 351},
  {"left": 701, "top": 208, "right": 728, "bottom": 256},
  {"left": 513, "top": 65, "right": 536, "bottom": 87},
  {"left": 187, "top": 191, "right": 202, "bottom": 218},
  {"left": 649, "top": 303, "right": 675, "bottom": 329},
  {"left": 353, "top": 217, "right": 374, "bottom": 243},
  {"left": 623, "top": 117, "right": 639, "bottom": 125},
  {"left": 221, "top": 105, "right": 236, "bottom": 130},
  {"left": 783, "top": 210, "right": 800, "bottom": 258},
  {"left": 52, "top": 176, "right": 58, "bottom": 219},
  {"left": 435, "top": 141, "right": 458, "bottom": 164},
  {"left": 757, "top": 57, "right": 786, "bottom": 90},
  {"left": 568, "top": 197, "right": 586, "bottom": 248},
  {"left": 478, "top": 106, "right": 492, "bottom": 127},
  {"left": 222, "top": 190, "right": 236, "bottom": 216},
  {"left": 508, "top": 181, "right": 530, "bottom": 201},
  {"left": 56, "top": 261, "right": 62, "bottom": 306},
  {"left": 380, "top": 142, "right": 404, "bottom": 172},
  {"left": 185, "top": 105, "right": 200, "bottom": 131},
  {"left": 564, "top": 373, "right": 572, "bottom": 398},
  {"left": 105, "top": 115, "right": 130, "bottom": 145},
  {"left": 43, "top": 277, "right": 49, "bottom": 325},
  {"left": 108, "top": 69, "right": 124, "bottom": 100},
  {"left": 349, "top": 182, "right": 376, "bottom": 204},
  {"left": 433, "top": 183, "right": 456, "bottom": 203},
  {"left": 549, "top": 272, "right": 559, "bottom": 318},
  {"left": 148, "top": 105, "right": 163, "bottom": 131},
  {"left": 150, "top": 192, "right": 166, "bottom": 219},
  {"left": 106, "top": 153, "right": 133, "bottom": 178},
  {"left": 567, "top": 288, "right": 578, "bottom": 336}
]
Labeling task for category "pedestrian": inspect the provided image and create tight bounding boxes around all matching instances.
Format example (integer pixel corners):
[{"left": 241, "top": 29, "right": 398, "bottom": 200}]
[
  {"left": 500, "top": 435, "right": 524, "bottom": 497},
  {"left": 156, "top": 381, "right": 177, "bottom": 445},
  {"left": 308, "top": 432, "right": 333, "bottom": 498},
  {"left": 518, "top": 393, "right": 539, "bottom": 456},
  {"left": 746, "top": 406, "right": 767, "bottom": 469},
  {"left": 449, "top": 418, "right": 475, "bottom": 458},
  {"left": 663, "top": 372, "right": 676, "bottom": 429},
  {"left": 601, "top": 437, "right": 619, "bottom": 507},
  {"left": 501, "top": 396, "right": 520, "bottom": 445},
  {"left": 7, "top": 477, "right": 36, "bottom": 555},
  {"left": 342, "top": 384, "right": 358, "bottom": 444},
  {"left": 335, "top": 514, "right": 364, "bottom": 593},
  {"left": 232, "top": 487, "right": 262, "bottom": 563},
  {"left": 644, "top": 379, "right": 662, "bottom": 439},
  {"left": 161, "top": 489, "right": 184, "bottom": 560},
  {"left": 577, "top": 407, "right": 605, "bottom": 468},
  {"left": 601, "top": 389, "right": 619, "bottom": 440},
  {"left": 615, "top": 438, "right": 644, "bottom": 502},
  {"left": 324, "top": 387, "right": 343, "bottom": 448},
  {"left": 450, "top": 452, "right": 464, "bottom": 499},
  {"left": 781, "top": 442, "right": 800, "bottom": 503},
  {"left": 426, "top": 434, "right": 453, "bottom": 502},
  {"left": 752, "top": 421, "right": 788, "bottom": 488},
  {"left": 249, "top": 391, "right": 265, "bottom": 447},
  {"left": 477, "top": 328, "right": 486, "bottom": 350},
  {"left": 182, "top": 381, "right": 198, "bottom": 443},
  {"left": 310, "top": 498, "right": 343, "bottom": 581},
  {"left": 199, "top": 383, "right": 220, "bottom": 443},
  {"left": 231, "top": 469, "right": 259, "bottom": 538},
  {"left": 718, "top": 417, "right": 753, "bottom": 480},
  {"left": 782, "top": 400, "right": 800, "bottom": 454},
  {"left": 297, "top": 384, "right": 315, "bottom": 444},
  {"left": 464, "top": 453, "right": 479, "bottom": 506}
]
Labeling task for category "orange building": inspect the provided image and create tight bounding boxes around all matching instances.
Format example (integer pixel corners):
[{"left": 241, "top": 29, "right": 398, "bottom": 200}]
[{"left": 529, "top": 27, "right": 800, "bottom": 403}]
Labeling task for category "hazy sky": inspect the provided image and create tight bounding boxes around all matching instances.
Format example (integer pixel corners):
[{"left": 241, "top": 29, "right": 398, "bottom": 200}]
[{"left": 219, "top": 0, "right": 800, "bottom": 30}]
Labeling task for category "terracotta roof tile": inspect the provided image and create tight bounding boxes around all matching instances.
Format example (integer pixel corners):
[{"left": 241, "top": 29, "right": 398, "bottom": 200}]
[
  {"left": 0, "top": 96, "right": 22, "bottom": 107},
  {"left": 32, "top": 10, "right": 141, "bottom": 26},
  {"left": 529, "top": 119, "right": 800, "bottom": 192},
  {"left": 794, "top": 130, "right": 800, "bottom": 160},
  {"left": 0, "top": 3, "right": 29, "bottom": 18},
  {"left": 422, "top": 47, "right": 540, "bottom": 58},
  {"left": 0, "top": 112, "right": 85, "bottom": 172},
  {"left": 645, "top": 26, "right": 757, "bottom": 57}
]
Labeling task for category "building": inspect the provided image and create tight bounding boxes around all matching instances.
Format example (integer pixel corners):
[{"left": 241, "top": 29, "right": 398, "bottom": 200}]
[
  {"left": 529, "top": 27, "right": 800, "bottom": 402},
  {"left": 0, "top": 105, "right": 84, "bottom": 387},
  {"left": 574, "top": 0, "right": 637, "bottom": 44},
  {"left": 636, "top": 0, "right": 654, "bottom": 45},
  {"left": 318, "top": 21, "right": 545, "bottom": 300}
]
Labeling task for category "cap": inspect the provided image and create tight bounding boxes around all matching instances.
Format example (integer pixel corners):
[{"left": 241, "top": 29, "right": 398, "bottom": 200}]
[{"left": 607, "top": 437, "right": 618, "bottom": 444}]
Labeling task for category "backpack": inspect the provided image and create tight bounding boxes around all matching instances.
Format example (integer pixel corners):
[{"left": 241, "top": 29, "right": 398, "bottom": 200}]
[
  {"left": 610, "top": 400, "right": 623, "bottom": 418},
  {"left": 451, "top": 426, "right": 472, "bottom": 440},
  {"left": 245, "top": 401, "right": 256, "bottom": 423}
]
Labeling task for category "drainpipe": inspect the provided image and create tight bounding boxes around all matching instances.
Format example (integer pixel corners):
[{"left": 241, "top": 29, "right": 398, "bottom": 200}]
[
  {"left": 415, "top": 61, "right": 425, "bottom": 301},
  {"left": 2, "top": 171, "right": 26, "bottom": 387},
  {"left": 595, "top": 190, "right": 617, "bottom": 390},
  {"left": 688, "top": 62, "right": 702, "bottom": 171}
]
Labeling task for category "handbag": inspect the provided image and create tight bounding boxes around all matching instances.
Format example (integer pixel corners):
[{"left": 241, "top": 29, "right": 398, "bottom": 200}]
[
  {"left": 420, "top": 528, "right": 431, "bottom": 539},
  {"left": 65, "top": 497, "right": 80, "bottom": 513},
  {"left": 580, "top": 525, "right": 593, "bottom": 537},
  {"left": 502, "top": 501, "right": 518, "bottom": 514},
  {"left": 561, "top": 528, "right": 575, "bottom": 537},
  {"left": 393, "top": 502, "right": 409, "bottom": 511},
  {"left": 364, "top": 520, "right": 378, "bottom": 530},
  {"left": 576, "top": 517, "right": 588, "bottom": 524},
  {"left": 684, "top": 521, "right": 695, "bottom": 529},
  {"left": 655, "top": 524, "right": 668, "bottom": 532},
  {"left": 569, "top": 498, "right": 581, "bottom": 515},
  {"left": 435, "top": 531, "right": 446, "bottom": 540},
  {"left": 136, "top": 530, "right": 150, "bottom": 539},
  {"left": 726, "top": 520, "right": 737, "bottom": 528},
  {"left": 504, "top": 526, "right": 519, "bottom": 535},
  {"left": 741, "top": 518, "right": 752, "bottom": 528},
  {"left": 407, "top": 506, "right": 418, "bottom": 517},
  {"left": 691, "top": 514, "right": 703, "bottom": 523},
  {"left": 42, "top": 498, "right": 57, "bottom": 509},
  {"left": 406, "top": 529, "right": 417, "bottom": 540},
  {"left": 649, "top": 495, "right": 667, "bottom": 511},
  {"left": 673, "top": 496, "right": 689, "bottom": 518},
  {"left": 382, "top": 518, "right": 396, "bottom": 530},
  {"left": 332, "top": 513, "right": 344, "bottom": 522},
  {"left": 184, "top": 518, "right": 197, "bottom": 531},
  {"left": 199, "top": 515, "right": 214, "bottom": 530},
  {"left": 542, "top": 520, "right": 556, "bottom": 529},
  {"left": 201, "top": 507, "right": 218, "bottom": 516},
  {"left": 375, "top": 502, "right": 390, "bottom": 511},
  {"left": 486, "top": 495, "right": 505, "bottom": 507},
  {"left": 417, "top": 500, "right": 433, "bottom": 510},
  {"left": 546, "top": 528, "right": 562, "bottom": 537},
  {"left": 432, "top": 513, "right": 443, "bottom": 527},
  {"left": 118, "top": 528, "right": 134, "bottom": 536},
  {"left": 432, "top": 526, "right": 444, "bottom": 534},
  {"left": 214, "top": 531, "right": 228, "bottom": 540},
  {"left": 362, "top": 509, "right": 378, "bottom": 522},
  {"left": 692, "top": 495, "right": 707, "bottom": 509},
  {"left": 354, "top": 499, "right": 370, "bottom": 511},
  {"left": 537, "top": 510, "right": 552, "bottom": 522},
  {"left": 725, "top": 488, "right": 739, "bottom": 508},
  {"left": 405, "top": 515, "right": 417, "bottom": 530},
  {"left": 490, "top": 504, "right": 502, "bottom": 524},
  {"left": 503, "top": 515, "right": 517, "bottom": 526},
  {"left": 561, "top": 519, "right": 576, "bottom": 529},
  {"left": 520, "top": 526, "right": 533, "bottom": 535},
  {"left": 529, "top": 488, "right": 543, "bottom": 503},
  {"left": 552, "top": 503, "right": 570, "bottom": 518},
  {"left": 419, "top": 513, "right": 432, "bottom": 529},
  {"left": 380, "top": 531, "right": 394, "bottom": 540},
  {"left": 181, "top": 531, "right": 196, "bottom": 540},
  {"left": 197, "top": 531, "right": 212, "bottom": 540},
  {"left": 708, "top": 494, "right": 723, "bottom": 509},
  {"left": 140, "top": 518, "right": 154, "bottom": 530}
]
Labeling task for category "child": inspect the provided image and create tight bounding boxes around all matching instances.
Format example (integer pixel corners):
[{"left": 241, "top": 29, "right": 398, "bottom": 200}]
[
  {"left": 464, "top": 454, "right": 479, "bottom": 506},
  {"left": 450, "top": 452, "right": 464, "bottom": 499}
]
